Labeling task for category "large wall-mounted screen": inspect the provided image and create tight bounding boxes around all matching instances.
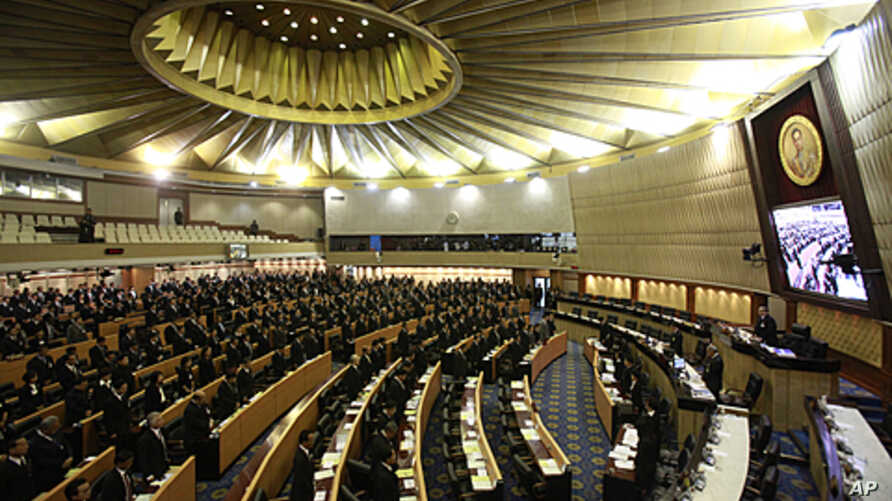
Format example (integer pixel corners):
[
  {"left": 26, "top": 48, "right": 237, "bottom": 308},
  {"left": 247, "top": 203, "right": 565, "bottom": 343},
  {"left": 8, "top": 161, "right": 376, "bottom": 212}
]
[
  {"left": 772, "top": 199, "right": 867, "bottom": 301},
  {"left": 228, "top": 243, "right": 248, "bottom": 260}
]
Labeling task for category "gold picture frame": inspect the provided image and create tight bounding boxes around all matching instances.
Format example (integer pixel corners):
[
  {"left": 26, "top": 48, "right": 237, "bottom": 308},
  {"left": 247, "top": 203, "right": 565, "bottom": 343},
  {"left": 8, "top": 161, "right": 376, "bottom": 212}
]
[{"left": 778, "top": 114, "right": 824, "bottom": 186}]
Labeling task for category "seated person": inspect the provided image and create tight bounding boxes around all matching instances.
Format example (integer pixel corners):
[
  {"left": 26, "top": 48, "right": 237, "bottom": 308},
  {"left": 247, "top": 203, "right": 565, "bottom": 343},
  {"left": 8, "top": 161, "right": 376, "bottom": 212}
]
[
  {"left": 364, "top": 421, "right": 398, "bottom": 466},
  {"left": 99, "top": 449, "right": 134, "bottom": 501},
  {"left": 31, "top": 416, "right": 73, "bottom": 494},
  {"left": 137, "top": 412, "right": 169, "bottom": 481},
  {"left": 65, "top": 478, "right": 91, "bottom": 501}
]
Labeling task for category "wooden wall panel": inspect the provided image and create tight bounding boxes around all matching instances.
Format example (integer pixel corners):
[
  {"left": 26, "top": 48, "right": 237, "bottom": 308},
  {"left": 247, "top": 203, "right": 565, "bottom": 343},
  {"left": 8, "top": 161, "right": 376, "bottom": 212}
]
[
  {"left": 569, "top": 123, "right": 770, "bottom": 292},
  {"left": 86, "top": 181, "right": 157, "bottom": 219},
  {"left": 694, "top": 286, "right": 752, "bottom": 324},
  {"left": 189, "top": 192, "right": 323, "bottom": 238},
  {"left": 583, "top": 275, "right": 632, "bottom": 299},
  {"left": 797, "top": 302, "right": 883, "bottom": 368},
  {"left": 828, "top": 1, "right": 892, "bottom": 302},
  {"left": 637, "top": 280, "right": 687, "bottom": 311}
]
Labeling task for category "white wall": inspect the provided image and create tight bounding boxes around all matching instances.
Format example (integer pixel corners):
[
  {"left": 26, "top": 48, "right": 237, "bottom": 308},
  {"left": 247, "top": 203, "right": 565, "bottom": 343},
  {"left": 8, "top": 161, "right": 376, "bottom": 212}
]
[
  {"left": 87, "top": 181, "right": 158, "bottom": 219},
  {"left": 325, "top": 177, "right": 575, "bottom": 235},
  {"left": 189, "top": 192, "right": 324, "bottom": 237}
]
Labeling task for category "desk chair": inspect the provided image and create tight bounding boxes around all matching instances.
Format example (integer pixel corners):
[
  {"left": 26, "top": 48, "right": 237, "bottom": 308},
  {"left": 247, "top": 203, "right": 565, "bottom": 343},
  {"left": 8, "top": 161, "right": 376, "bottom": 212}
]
[
  {"left": 511, "top": 454, "right": 547, "bottom": 499},
  {"left": 721, "top": 372, "right": 764, "bottom": 410},
  {"left": 747, "top": 440, "right": 779, "bottom": 483},
  {"left": 446, "top": 462, "right": 476, "bottom": 500},
  {"left": 346, "top": 459, "right": 372, "bottom": 496},
  {"left": 750, "top": 415, "right": 773, "bottom": 459},
  {"left": 743, "top": 465, "right": 778, "bottom": 500}
]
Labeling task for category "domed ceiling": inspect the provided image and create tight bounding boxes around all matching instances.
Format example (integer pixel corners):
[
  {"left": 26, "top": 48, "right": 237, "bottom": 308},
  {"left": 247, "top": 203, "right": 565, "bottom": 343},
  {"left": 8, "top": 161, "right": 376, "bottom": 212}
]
[{"left": 0, "top": 0, "right": 877, "bottom": 188}]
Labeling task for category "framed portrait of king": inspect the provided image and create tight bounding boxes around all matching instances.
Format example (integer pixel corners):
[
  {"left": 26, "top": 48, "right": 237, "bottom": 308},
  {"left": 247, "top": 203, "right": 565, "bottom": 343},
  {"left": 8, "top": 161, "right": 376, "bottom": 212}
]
[{"left": 778, "top": 114, "right": 824, "bottom": 186}]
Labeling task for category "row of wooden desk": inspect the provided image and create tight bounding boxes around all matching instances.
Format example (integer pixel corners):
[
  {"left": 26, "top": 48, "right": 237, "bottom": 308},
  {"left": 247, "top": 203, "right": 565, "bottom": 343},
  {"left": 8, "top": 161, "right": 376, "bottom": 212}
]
[
  {"left": 395, "top": 362, "right": 442, "bottom": 501},
  {"left": 460, "top": 372, "right": 504, "bottom": 499}
]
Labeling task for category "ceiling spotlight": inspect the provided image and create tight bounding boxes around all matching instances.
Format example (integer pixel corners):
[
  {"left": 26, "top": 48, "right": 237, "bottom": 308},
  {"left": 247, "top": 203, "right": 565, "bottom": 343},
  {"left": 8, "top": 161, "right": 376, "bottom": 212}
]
[
  {"left": 329, "top": 26, "right": 337, "bottom": 34},
  {"left": 387, "top": 32, "right": 395, "bottom": 38},
  {"left": 280, "top": 35, "right": 288, "bottom": 42},
  {"left": 283, "top": 7, "right": 291, "bottom": 15},
  {"left": 336, "top": 16, "right": 344, "bottom": 23},
  {"left": 310, "top": 16, "right": 318, "bottom": 24},
  {"left": 338, "top": 43, "right": 347, "bottom": 49},
  {"left": 310, "top": 34, "right": 318, "bottom": 41},
  {"left": 356, "top": 32, "right": 364, "bottom": 39},
  {"left": 224, "top": 9, "right": 233, "bottom": 16},
  {"left": 290, "top": 21, "right": 298, "bottom": 29},
  {"left": 657, "top": 146, "right": 670, "bottom": 153},
  {"left": 249, "top": 181, "right": 258, "bottom": 188},
  {"left": 434, "top": 182, "right": 444, "bottom": 189},
  {"left": 361, "top": 18, "right": 369, "bottom": 26},
  {"left": 255, "top": 3, "right": 264, "bottom": 11},
  {"left": 505, "top": 177, "right": 515, "bottom": 183},
  {"left": 153, "top": 169, "right": 170, "bottom": 181},
  {"left": 577, "top": 165, "right": 590, "bottom": 173},
  {"left": 367, "top": 183, "right": 378, "bottom": 191},
  {"left": 261, "top": 19, "right": 270, "bottom": 26}
]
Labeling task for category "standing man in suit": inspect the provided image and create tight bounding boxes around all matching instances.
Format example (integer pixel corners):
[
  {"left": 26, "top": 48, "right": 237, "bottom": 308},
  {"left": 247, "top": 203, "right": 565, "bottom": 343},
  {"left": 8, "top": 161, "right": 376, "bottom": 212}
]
[
  {"left": 64, "top": 477, "right": 91, "bottom": 501},
  {"left": 371, "top": 447, "right": 399, "bottom": 501},
  {"left": 90, "top": 336, "right": 111, "bottom": 369},
  {"left": 634, "top": 396, "right": 661, "bottom": 497},
  {"left": 100, "top": 449, "right": 135, "bottom": 501},
  {"left": 216, "top": 372, "right": 240, "bottom": 419},
  {"left": 103, "top": 380, "right": 131, "bottom": 446},
  {"left": 342, "top": 355, "right": 362, "bottom": 399},
  {"left": 0, "top": 436, "right": 34, "bottom": 501},
  {"left": 754, "top": 305, "right": 779, "bottom": 347},
  {"left": 30, "top": 416, "right": 73, "bottom": 493},
  {"left": 703, "top": 344, "right": 724, "bottom": 398},
  {"left": 137, "top": 412, "right": 169, "bottom": 481},
  {"left": 289, "top": 430, "right": 316, "bottom": 501},
  {"left": 364, "top": 421, "right": 398, "bottom": 466},
  {"left": 183, "top": 392, "right": 212, "bottom": 454}
]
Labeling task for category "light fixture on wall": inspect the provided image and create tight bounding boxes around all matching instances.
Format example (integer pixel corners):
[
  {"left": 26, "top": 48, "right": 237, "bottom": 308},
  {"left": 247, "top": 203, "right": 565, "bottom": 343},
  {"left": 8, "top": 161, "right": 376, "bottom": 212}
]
[{"left": 577, "top": 165, "right": 590, "bottom": 173}]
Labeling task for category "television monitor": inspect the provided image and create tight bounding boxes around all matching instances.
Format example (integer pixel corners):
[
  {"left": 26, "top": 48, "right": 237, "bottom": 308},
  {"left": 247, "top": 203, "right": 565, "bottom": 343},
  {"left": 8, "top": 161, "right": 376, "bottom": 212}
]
[
  {"left": 228, "top": 243, "right": 248, "bottom": 260},
  {"left": 772, "top": 199, "right": 867, "bottom": 301},
  {"left": 673, "top": 357, "right": 685, "bottom": 370}
]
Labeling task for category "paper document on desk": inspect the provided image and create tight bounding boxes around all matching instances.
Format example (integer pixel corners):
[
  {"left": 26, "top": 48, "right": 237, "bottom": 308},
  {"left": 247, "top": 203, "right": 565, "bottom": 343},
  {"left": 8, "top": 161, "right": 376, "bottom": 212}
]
[
  {"left": 314, "top": 491, "right": 327, "bottom": 501},
  {"left": 511, "top": 402, "right": 529, "bottom": 412},
  {"left": 402, "top": 478, "right": 415, "bottom": 490},
  {"left": 395, "top": 468, "right": 414, "bottom": 479},
  {"left": 539, "top": 459, "right": 563, "bottom": 475},
  {"left": 321, "top": 453, "right": 341, "bottom": 467},
  {"left": 601, "top": 373, "right": 616, "bottom": 384},
  {"left": 471, "top": 475, "right": 493, "bottom": 489},
  {"left": 400, "top": 497, "right": 417, "bottom": 501},
  {"left": 511, "top": 381, "right": 524, "bottom": 389},
  {"left": 614, "top": 459, "right": 635, "bottom": 470},
  {"left": 400, "top": 439, "right": 414, "bottom": 451},
  {"left": 520, "top": 428, "right": 540, "bottom": 441},
  {"left": 314, "top": 469, "right": 335, "bottom": 481},
  {"left": 463, "top": 441, "right": 481, "bottom": 454}
]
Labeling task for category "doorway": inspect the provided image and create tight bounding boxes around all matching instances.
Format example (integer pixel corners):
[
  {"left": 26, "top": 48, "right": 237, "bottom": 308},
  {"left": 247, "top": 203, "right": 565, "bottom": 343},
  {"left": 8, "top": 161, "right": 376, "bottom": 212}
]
[
  {"left": 159, "top": 198, "right": 184, "bottom": 226},
  {"left": 533, "top": 277, "right": 551, "bottom": 308}
]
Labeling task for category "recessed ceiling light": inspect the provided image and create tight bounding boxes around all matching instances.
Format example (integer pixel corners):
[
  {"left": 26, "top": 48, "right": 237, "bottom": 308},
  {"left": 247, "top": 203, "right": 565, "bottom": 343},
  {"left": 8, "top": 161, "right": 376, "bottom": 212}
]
[
  {"left": 261, "top": 19, "right": 270, "bottom": 26},
  {"left": 367, "top": 183, "right": 378, "bottom": 191},
  {"left": 361, "top": 18, "right": 369, "bottom": 26},
  {"left": 249, "top": 181, "right": 258, "bottom": 188},
  {"left": 255, "top": 3, "right": 264, "bottom": 11},
  {"left": 356, "top": 32, "right": 364, "bottom": 39},
  {"left": 329, "top": 26, "right": 337, "bottom": 34},
  {"left": 387, "top": 32, "right": 395, "bottom": 38},
  {"left": 657, "top": 146, "right": 670, "bottom": 153},
  {"left": 224, "top": 9, "right": 233, "bottom": 16},
  {"left": 577, "top": 165, "right": 590, "bottom": 173},
  {"left": 290, "top": 21, "right": 298, "bottom": 29},
  {"left": 283, "top": 7, "right": 291, "bottom": 15},
  {"left": 153, "top": 169, "right": 170, "bottom": 181},
  {"left": 338, "top": 43, "right": 346, "bottom": 49},
  {"left": 280, "top": 35, "right": 288, "bottom": 42},
  {"left": 336, "top": 16, "right": 344, "bottom": 23},
  {"left": 505, "top": 177, "right": 515, "bottom": 183},
  {"left": 434, "top": 182, "right": 444, "bottom": 189},
  {"left": 310, "top": 16, "right": 318, "bottom": 24},
  {"left": 310, "top": 34, "right": 318, "bottom": 41}
]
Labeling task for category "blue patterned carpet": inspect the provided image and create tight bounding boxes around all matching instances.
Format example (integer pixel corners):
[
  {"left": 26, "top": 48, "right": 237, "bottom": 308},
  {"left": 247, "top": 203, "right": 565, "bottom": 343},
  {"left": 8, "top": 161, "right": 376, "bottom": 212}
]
[{"left": 196, "top": 427, "right": 274, "bottom": 501}]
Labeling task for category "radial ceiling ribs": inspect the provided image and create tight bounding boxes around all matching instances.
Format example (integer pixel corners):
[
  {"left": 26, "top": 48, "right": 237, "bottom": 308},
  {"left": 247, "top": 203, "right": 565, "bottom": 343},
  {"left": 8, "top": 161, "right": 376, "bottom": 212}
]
[{"left": 138, "top": 4, "right": 459, "bottom": 123}]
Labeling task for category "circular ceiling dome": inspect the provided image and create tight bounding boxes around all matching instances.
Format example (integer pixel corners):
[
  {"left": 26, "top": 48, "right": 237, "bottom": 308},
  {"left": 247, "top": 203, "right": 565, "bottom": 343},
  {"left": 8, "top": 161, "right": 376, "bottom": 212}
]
[{"left": 132, "top": 0, "right": 462, "bottom": 124}]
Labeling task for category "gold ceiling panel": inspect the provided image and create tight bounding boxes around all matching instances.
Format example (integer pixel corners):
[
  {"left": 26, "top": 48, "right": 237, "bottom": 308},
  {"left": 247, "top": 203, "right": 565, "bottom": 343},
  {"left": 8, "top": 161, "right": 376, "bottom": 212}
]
[{"left": 0, "top": 0, "right": 877, "bottom": 186}]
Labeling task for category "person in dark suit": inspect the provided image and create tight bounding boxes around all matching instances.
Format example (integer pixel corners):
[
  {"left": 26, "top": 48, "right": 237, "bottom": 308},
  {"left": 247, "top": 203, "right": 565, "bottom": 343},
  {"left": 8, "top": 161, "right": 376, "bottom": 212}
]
[
  {"left": 56, "top": 353, "right": 82, "bottom": 393},
  {"left": 183, "top": 392, "right": 212, "bottom": 453},
  {"left": 289, "top": 430, "right": 316, "bottom": 501},
  {"left": 342, "top": 355, "right": 362, "bottom": 399},
  {"left": 100, "top": 449, "right": 135, "bottom": 501},
  {"left": 89, "top": 336, "right": 111, "bottom": 370},
  {"left": 18, "top": 371, "right": 44, "bottom": 416},
  {"left": 26, "top": 344, "right": 55, "bottom": 383},
  {"left": 236, "top": 362, "right": 254, "bottom": 402},
  {"left": 364, "top": 421, "right": 398, "bottom": 466},
  {"left": 370, "top": 448, "right": 399, "bottom": 501},
  {"left": 754, "top": 305, "right": 778, "bottom": 347},
  {"left": 0, "top": 436, "right": 34, "bottom": 501},
  {"left": 144, "top": 372, "right": 167, "bottom": 414},
  {"left": 136, "top": 412, "right": 169, "bottom": 481},
  {"left": 703, "top": 344, "right": 724, "bottom": 398},
  {"left": 385, "top": 372, "right": 409, "bottom": 411},
  {"left": 216, "top": 373, "right": 240, "bottom": 419},
  {"left": 197, "top": 347, "right": 217, "bottom": 386},
  {"left": 627, "top": 372, "right": 644, "bottom": 410},
  {"left": 65, "top": 477, "right": 91, "bottom": 501},
  {"left": 64, "top": 378, "right": 92, "bottom": 426},
  {"left": 396, "top": 322, "right": 410, "bottom": 357},
  {"left": 270, "top": 347, "right": 287, "bottom": 378},
  {"left": 102, "top": 380, "right": 131, "bottom": 445},
  {"left": 30, "top": 416, "right": 73, "bottom": 493},
  {"left": 452, "top": 349, "right": 469, "bottom": 380},
  {"left": 634, "top": 397, "right": 661, "bottom": 496}
]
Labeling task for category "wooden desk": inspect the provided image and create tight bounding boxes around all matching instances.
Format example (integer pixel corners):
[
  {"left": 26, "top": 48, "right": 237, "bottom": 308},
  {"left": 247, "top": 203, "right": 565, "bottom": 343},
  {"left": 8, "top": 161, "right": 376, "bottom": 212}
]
[
  {"left": 36, "top": 446, "right": 115, "bottom": 501},
  {"left": 508, "top": 376, "right": 571, "bottom": 499},
  {"left": 239, "top": 367, "right": 347, "bottom": 501},
  {"left": 353, "top": 318, "right": 424, "bottom": 356},
  {"left": 717, "top": 329, "right": 839, "bottom": 432},
  {"left": 484, "top": 340, "right": 512, "bottom": 383},
  {"left": 459, "top": 372, "right": 502, "bottom": 500},
  {"left": 315, "top": 359, "right": 401, "bottom": 501},
  {"left": 1, "top": 334, "right": 118, "bottom": 390},
  {"left": 529, "top": 331, "right": 567, "bottom": 384},
  {"left": 151, "top": 456, "right": 196, "bottom": 501},
  {"left": 589, "top": 343, "right": 620, "bottom": 440},
  {"left": 397, "top": 362, "right": 441, "bottom": 501},
  {"left": 688, "top": 408, "right": 750, "bottom": 501},
  {"left": 205, "top": 352, "right": 332, "bottom": 479}
]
